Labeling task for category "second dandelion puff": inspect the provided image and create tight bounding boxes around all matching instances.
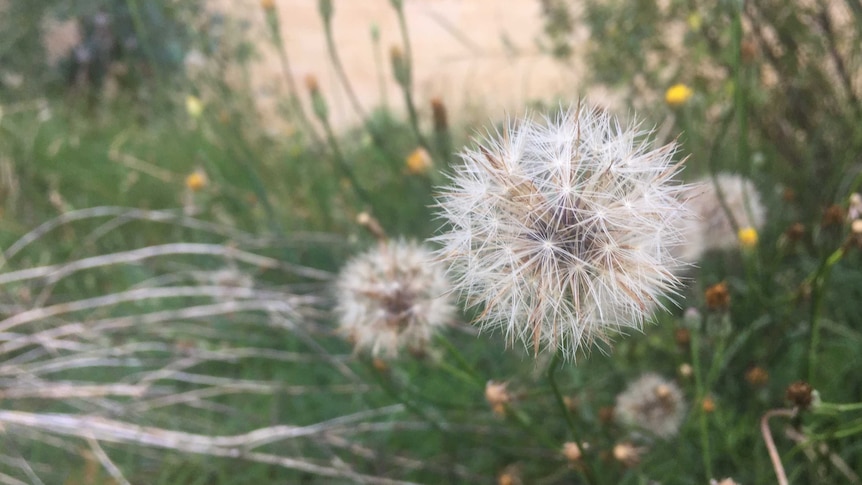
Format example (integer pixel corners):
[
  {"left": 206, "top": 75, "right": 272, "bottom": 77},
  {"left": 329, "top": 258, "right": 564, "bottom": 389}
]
[{"left": 434, "top": 103, "right": 692, "bottom": 358}]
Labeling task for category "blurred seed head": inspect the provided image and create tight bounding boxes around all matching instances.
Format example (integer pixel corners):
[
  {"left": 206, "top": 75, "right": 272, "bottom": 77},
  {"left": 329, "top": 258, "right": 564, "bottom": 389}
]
[
  {"left": 677, "top": 174, "right": 765, "bottom": 262},
  {"left": 434, "top": 104, "right": 691, "bottom": 358},
  {"left": 335, "top": 240, "right": 454, "bottom": 358},
  {"left": 615, "top": 373, "right": 686, "bottom": 438}
]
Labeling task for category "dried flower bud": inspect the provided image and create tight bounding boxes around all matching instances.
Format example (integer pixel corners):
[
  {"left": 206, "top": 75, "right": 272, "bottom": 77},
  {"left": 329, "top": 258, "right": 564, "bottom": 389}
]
[
  {"left": 705, "top": 282, "right": 730, "bottom": 311},
  {"left": 562, "top": 442, "right": 583, "bottom": 462},
  {"left": 745, "top": 366, "right": 769, "bottom": 387},
  {"left": 675, "top": 327, "right": 691, "bottom": 348},
  {"left": 356, "top": 212, "right": 387, "bottom": 241},
  {"left": 612, "top": 442, "right": 644, "bottom": 468},
  {"left": 431, "top": 97, "right": 448, "bottom": 132},
  {"left": 784, "top": 222, "right": 805, "bottom": 243},
  {"left": 390, "top": 46, "right": 410, "bottom": 87},
  {"left": 701, "top": 396, "right": 716, "bottom": 413},
  {"left": 598, "top": 406, "right": 615, "bottom": 424},
  {"left": 822, "top": 204, "right": 846, "bottom": 227},
  {"left": 740, "top": 39, "right": 757, "bottom": 63},
  {"left": 486, "top": 381, "right": 512, "bottom": 416},
  {"left": 786, "top": 380, "right": 813, "bottom": 410},
  {"left": 497, "top": 465, "right": 522, "bottom": 485},
  {"left": 405, "top": 147, "right": 433, "bottom": 175},
  {"left": 185, "top": 169, "right": 208, "bottom": 192}
]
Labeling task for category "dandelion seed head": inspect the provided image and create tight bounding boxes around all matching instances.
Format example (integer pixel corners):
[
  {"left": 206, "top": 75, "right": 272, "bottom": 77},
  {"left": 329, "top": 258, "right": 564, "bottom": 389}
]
[
  {"left": 433, "top": 103, "right": 691, "bottom": 358},
  {"left": 679, "top": 174, "right": 765, "bottom": 261},
  {"left": 335, "top": 240, "right": 454, "bottom": 358},
  {"left": 615, "top": 373, "right": 687, "bottom": 439}
]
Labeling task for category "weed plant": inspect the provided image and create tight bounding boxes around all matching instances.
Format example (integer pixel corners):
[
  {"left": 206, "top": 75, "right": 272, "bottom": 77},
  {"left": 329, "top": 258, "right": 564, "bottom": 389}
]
[{"left": 0, "top": 0, "right": 860, "bottom": 483}]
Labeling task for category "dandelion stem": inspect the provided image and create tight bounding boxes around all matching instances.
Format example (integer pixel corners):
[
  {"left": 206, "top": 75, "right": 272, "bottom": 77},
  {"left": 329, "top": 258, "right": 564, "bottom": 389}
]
[
  {"left": 690, "top": 327, "right": 713, "bottom": 480},
  {"left": 547, "top": 352, "right": 596, "bottom": 484},
  {"left": 390, "top": 1, "right": 429, "bottom": 150},
  {"left": 807, "top": 246, "right": 845, "bottom": 383},
  {"left": 435, "top": 335, "right": 482, "bottom": 385}
]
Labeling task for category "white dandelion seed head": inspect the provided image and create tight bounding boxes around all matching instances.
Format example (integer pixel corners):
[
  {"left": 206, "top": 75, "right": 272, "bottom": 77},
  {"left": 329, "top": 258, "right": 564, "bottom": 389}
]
[
  {"left": 335, "top": 239, "right": 454, "bottom": 358},
  {"left": 678, "top": 173, "right": 765, "bottom": 261},
  {"left": 433, "top": 103, "right": 692, "bottom": 358},
  {"left": 615, "top": 373, "right": 687, "bottom": 439}
]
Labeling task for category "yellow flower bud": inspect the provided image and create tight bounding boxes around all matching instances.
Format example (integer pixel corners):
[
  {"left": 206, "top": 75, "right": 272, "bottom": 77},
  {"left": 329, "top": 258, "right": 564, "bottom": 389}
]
[
  {"left": 737, "top": 227, "right": 758, "bottom": 248},
  {"left": 665, "top": 84, "right": 693, "bottom": 107}
]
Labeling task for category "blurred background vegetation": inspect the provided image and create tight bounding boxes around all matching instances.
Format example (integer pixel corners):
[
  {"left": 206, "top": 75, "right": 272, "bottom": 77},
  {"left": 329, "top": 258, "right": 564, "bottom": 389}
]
[{"left": 0, "top": 0, "right": 861, "bottom": 483}]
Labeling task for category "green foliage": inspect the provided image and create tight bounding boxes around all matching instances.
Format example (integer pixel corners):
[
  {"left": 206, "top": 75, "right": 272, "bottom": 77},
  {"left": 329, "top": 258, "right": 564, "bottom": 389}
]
[{"left": 0, "top": 0, "right": 861, "bottom": 483}]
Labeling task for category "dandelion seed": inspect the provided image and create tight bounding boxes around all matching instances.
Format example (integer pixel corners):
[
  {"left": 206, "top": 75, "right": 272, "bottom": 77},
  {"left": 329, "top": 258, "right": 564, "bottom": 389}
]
[
  {"left": 433, "top": 103, "right": 691, "bottom": 358},
  {"left": 615, "top": 373, "right": 687, "bottom": 438},
  {"left": 335, "top": 240, "right": 454, "bottom": 358},
  {"left": 665, "top": 84, "right": 694, "bottom": 106}
]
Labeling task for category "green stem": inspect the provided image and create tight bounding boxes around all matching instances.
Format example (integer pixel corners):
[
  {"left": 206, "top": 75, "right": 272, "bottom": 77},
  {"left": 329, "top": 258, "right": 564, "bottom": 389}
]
[
  {"left": 391, "top": 1, "right": 430, "bottom": 150},
  {"left": 730, "top": 0, "right": 748, "bottom": 177},
  {"left": 265, "top": 9, "right": 322, "bottom": 146},
  {"left": 319, "top": 116, "right": 375, "bottom": 211},
  {"left": 547, "top": 352, "right": 597, "bottom": 484},
  {"left": 691, "top": 325, "right": 714, "bottom": 480},
  {"left": 435, "top": 334, "right": 481, "bottom": 384},
  {"left": 807, "top": 246, "right": 845, "bottom": 383}
]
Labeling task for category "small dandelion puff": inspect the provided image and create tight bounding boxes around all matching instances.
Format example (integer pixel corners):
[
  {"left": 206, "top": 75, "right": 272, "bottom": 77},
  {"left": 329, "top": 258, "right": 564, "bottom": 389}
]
[
  {"left": 680, "top": 173, "right": 765, "bottom": 261},
  {"left": 615, "top": 373, "right": 687, "bottom": 439},
  {"left": 335, "top": 240, "right": 454, "bottom": 358},
  {"left": 433, "top": 103, "right": 692, "bottom": 358}
]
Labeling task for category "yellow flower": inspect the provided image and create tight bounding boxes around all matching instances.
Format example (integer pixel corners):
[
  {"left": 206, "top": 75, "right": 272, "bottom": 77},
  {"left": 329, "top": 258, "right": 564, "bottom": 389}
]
[
  {"left": 185, "top": 170, "right": 208, "bottom": 192},
  {"left": 738, "top": 227, "right": 758, "bottom": 248},
  {"left": 687, "top": 13, "right": 702, "bottom": 32},
  {"left": 185, "top": 95, "right": 204, "bottom": 119},
  {"left": 405, "top": 147, "right": 432, "bottom": 175},
  {"left": 665, "top": 84, "right": 693, "bottom": 107},
  {"left": 260, "top": 0, "right": 276, "bottom": 10}
]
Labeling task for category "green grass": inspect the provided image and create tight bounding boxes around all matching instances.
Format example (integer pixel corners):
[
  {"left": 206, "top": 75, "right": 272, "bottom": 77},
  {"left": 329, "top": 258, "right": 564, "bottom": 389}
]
[{"left": 1, "top": 1, "right": 862, "bottom": 484}]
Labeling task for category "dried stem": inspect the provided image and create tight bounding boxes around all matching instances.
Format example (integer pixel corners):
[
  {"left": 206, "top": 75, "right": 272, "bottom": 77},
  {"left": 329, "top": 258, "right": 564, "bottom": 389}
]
[{"left": 760, "top": 408, "right": 795, "bottom": 485}]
